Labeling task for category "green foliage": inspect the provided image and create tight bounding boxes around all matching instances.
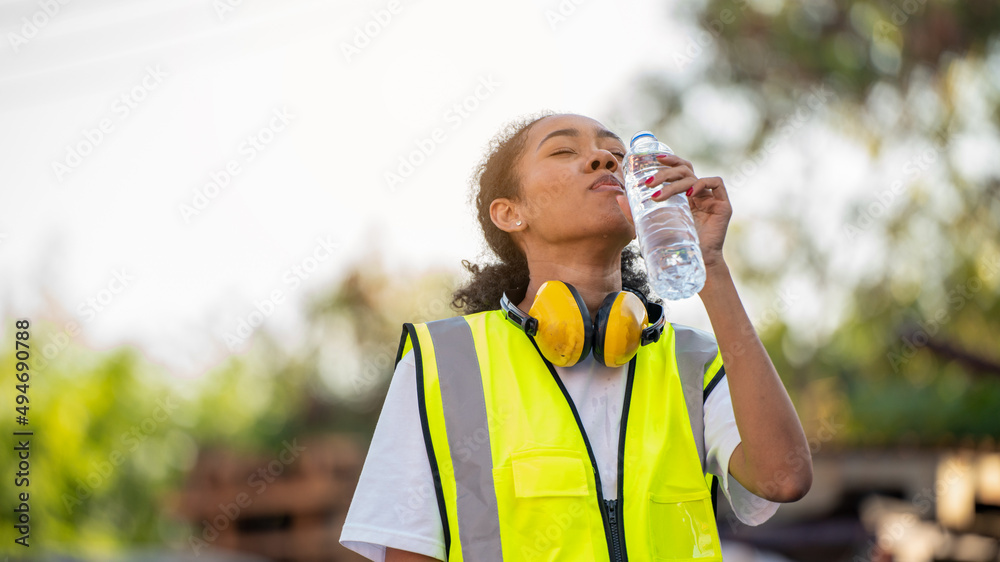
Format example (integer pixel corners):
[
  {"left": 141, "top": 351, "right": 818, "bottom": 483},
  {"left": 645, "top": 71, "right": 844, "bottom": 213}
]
[
  {"left": 0, "top": 322, "right": 310, "bottom": 558},
  {"left": 0, "top": 260, "right": 461, "bottom": 557},
  {"left": 626, "top": 0, "right": 1000, "bottom": 446},
  {"left": 3, "top": 3, "right": 998, "bottom": 556},
  {"left": 1, "top": 334, "right": 189, "bottom": 557}
]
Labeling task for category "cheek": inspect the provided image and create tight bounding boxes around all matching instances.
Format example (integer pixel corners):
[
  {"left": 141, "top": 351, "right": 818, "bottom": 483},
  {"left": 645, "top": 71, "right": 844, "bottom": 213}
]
[
  {"left": 554, "top": 167, "right": 575, "bottom": 186},
  {"left": 521, "top": 173, "right": 570, "bottom": 218},
  {"left": 525, "top": 186, "right": 563, "bottom": 221},
  {"left": 539, "top": 169, "right": 578, "bottom": 208},
  {"left": 616, "top": 194, "right": 634, "bottom": 225}
]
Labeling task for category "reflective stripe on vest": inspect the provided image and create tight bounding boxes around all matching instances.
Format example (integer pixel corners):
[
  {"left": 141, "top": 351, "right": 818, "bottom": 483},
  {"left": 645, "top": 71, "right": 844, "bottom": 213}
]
[
  {"left": 426, "top": 316, "right": 504, "bottom": 559},
  {"left": 400, "top": 310, "right": 725, "bottom": 561}
]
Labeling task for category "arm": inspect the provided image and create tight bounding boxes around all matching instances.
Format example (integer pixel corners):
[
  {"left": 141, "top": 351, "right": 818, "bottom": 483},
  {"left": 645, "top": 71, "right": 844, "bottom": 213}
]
[
  {"left": 699, "top": 260, "right": 812, "bottom": 502},
  {"left": 647, "top": 154, "right": 812, "bottom": 503},
  {"left": 339, "top": 351, "right": 450, "bottom": 560},
  {"left": 386, "top": 547, "right": 439, "bottom": 562}
]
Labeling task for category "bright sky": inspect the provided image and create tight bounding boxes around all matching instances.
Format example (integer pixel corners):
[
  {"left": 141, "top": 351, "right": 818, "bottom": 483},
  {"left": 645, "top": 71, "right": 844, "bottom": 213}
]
[{"left": 5, "top": 0, "right": 985, "bottom": 379}]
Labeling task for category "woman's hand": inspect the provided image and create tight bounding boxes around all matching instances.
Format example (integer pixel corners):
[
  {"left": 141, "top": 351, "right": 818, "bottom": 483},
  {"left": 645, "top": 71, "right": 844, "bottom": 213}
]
[
  {"left": 645, "top": 154, "right": 732, "bottom": 269},
  {"left": 647, "top": 156, "right": 812, "bottom": 503}
]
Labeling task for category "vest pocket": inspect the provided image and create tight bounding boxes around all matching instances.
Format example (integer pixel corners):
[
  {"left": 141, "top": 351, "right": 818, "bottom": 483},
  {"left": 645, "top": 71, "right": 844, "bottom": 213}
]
[
  {"left": 493, "top": 449, "right": 598, "bottom": 559},
  {"left": 511, "top": 449, "right": 589, "bottom": 497},
  {"left": 648, "top": 490, "right": 721, "bottom": 560}
]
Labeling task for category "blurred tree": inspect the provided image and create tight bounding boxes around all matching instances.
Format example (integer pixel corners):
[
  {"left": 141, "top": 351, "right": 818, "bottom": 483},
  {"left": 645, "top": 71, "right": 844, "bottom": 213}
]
[
  {"left": 0, "top": 261, "right": 460, "bottom": 557},
  {"left": 0, "top": 336, "right": 194, "bottom": 557},
  {"left": 609, "top": 0, "right": 1000, "bottom": 445},
  {"left": 299, "top": 260, "right": 460, "bottom": 438}
]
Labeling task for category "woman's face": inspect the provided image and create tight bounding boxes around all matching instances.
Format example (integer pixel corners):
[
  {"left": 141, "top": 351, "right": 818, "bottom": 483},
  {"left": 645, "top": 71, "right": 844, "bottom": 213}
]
[{"left": 512, "top": 114, "right": 635, "bottom": 252}]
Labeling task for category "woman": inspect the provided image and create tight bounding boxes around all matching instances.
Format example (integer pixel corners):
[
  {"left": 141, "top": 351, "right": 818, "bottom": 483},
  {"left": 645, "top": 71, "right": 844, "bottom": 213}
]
[{"left": 340, "top": 113, "right": 812, "bottom": 561}]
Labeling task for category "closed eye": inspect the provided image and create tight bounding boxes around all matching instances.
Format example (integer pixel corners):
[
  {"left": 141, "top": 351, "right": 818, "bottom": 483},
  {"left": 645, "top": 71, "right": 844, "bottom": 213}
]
[{"left": 551, "top": 148, "right": 624, "bottom": 158}]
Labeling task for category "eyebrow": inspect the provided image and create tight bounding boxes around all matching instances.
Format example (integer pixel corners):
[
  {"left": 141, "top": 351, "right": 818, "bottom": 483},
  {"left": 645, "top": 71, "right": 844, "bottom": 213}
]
[{"left": 536, "top": 127, "right": 623, "bottom": 151}]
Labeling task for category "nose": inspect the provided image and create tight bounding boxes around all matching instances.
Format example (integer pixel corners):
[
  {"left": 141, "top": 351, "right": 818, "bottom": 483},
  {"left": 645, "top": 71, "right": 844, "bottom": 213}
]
[{"left": 589, "top": 149, "right": 618, "bottom": 173}]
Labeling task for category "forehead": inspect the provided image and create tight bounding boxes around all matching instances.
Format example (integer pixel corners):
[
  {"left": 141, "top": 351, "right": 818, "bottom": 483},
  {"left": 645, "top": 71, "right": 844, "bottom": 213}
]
[{"left": 527, "top": 114, "right": 622, "bottom": 146}]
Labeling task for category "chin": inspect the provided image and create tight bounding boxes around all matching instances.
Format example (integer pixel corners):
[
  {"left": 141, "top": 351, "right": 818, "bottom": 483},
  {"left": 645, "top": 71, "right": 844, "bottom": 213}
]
[
  {"left": 610, "top": 214, "right": 637, "bottom": 238},
  {"left": 596, "top": 220, "right": 636, "bottom": 247}
]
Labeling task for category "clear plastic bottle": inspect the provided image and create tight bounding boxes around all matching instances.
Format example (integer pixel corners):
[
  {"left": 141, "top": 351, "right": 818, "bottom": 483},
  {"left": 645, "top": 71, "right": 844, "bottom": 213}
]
[{"left": 623, "top": 131, "right": 706, "bottom": 300}]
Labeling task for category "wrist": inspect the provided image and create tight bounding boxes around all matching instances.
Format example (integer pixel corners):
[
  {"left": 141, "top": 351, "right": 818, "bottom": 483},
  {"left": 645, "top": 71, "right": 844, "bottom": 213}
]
[
  {"left": 703, "top": 252, "right": 728, "bottom": 273},
  {"left": 699, "top": 258, "right": 731, "bottom": 297}
]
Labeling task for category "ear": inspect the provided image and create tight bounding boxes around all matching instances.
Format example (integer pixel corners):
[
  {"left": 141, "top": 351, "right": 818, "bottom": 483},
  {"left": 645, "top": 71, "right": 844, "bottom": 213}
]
[{"left": 490, "top": 197, "right": 525, "bottom": 232}]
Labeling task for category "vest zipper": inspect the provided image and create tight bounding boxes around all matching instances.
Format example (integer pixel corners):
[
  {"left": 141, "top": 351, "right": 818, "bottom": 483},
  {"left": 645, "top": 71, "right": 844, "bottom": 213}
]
[
  {"left": 527, "top": 336, "right": 636, "bottom": 562},
  {"left": 606, "top": 498, "right": 625, "bottom": 562},
  {"left": 614, "top": 358, "right": 636, "bottom": 562}
]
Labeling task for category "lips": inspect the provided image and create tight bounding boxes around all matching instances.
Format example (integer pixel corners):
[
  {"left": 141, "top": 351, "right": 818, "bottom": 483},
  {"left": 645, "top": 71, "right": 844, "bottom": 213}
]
[{"left": 590, "top": 174, "right": 624, "bottom": 192}]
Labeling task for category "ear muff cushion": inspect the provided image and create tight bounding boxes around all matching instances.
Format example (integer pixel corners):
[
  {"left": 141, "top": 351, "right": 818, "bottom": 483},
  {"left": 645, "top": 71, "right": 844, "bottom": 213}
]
[
  {"left": 528, "top": 281, "right": 592, "bottom": 367},
  {"left": 595, "top": 292, "right": 649, "bottom": 368}
]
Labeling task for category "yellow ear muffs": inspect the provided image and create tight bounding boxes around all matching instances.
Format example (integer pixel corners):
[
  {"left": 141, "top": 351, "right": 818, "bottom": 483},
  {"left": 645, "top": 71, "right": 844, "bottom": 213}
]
[
  {"left": 500, "top": 282, "right": 664, "bottom": 368},
  {"left": 593, "top": 291, "right": 649, "bottom": 368},
  {"left": 527, "top": 281, "right": 592, "bottom": 367}
]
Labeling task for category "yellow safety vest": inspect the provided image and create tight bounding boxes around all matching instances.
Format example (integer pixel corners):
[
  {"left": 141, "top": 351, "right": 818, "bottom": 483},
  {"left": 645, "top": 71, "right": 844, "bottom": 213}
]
[{"left": 397, "top": 309, "right": 727, "bottom": 561}]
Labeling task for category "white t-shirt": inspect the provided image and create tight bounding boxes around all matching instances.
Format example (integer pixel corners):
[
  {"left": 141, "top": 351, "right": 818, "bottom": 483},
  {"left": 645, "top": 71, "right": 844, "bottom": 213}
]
[{"left": 340, "top": 346, "right": 778, "bottom": 561}]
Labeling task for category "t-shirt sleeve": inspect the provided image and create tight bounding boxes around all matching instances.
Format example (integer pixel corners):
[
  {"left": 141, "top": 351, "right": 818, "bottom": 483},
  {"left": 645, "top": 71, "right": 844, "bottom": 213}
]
[
  {"left": 339, "top": 350, "right": 447, "bottom": 561},
  {"left": 704, "top": 372, "right": 780, "bottom": 527}
]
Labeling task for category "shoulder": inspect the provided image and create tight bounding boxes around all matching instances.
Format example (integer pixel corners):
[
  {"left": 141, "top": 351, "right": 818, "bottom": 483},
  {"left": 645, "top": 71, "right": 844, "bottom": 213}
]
[
  {"left": 406, "top": 311, "right": 509, "bottom": 345},
  {"left": 668, "top": 322, "right": 722, "bottom": 369},
  {"left": 410, "top": 310, "right": 504, "bottom": 331},
  {"left": 669, "top": 322, "right": 719, "bottom": 353},
  {"left": 398, "top": 312, "right": 493, "bottom": 354},
  {"left": 663, "top": 323, "right": 724, "bottom": 400}
]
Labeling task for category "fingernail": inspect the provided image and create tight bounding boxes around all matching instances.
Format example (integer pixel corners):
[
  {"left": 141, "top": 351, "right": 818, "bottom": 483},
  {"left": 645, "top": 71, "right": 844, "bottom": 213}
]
[
  {"left": 651, "top": 189, "right": 661, "bottom": 198},
  {"left": 645, "top": 176, "right": 654, "bottom": 185},
  {"left": 686, "top": 187, "right": 693, "bottom": 196}
]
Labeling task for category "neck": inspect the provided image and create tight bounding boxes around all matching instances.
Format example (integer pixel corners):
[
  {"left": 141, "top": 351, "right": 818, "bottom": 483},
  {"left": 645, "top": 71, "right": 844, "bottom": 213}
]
[{"left": 517, "top": 241, "right": 624, "bottom": 321}]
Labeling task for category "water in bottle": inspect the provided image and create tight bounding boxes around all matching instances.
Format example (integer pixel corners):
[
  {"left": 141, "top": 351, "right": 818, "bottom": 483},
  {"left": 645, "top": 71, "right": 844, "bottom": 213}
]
[{"left": 623, "top": 131, "right": 706, "bottom": 300}]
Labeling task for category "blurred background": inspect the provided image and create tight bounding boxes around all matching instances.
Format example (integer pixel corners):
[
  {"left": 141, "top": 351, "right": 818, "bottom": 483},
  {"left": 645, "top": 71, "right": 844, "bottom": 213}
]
[{"left": 1, "top": 0, "right": 999, "bottom": 560}]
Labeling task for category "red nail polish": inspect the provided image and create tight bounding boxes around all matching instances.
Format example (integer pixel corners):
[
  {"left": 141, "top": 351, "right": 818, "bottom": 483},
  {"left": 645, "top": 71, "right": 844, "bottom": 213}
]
[
  {"left": 651, "top": 189, "right": 661, "bottom": 198},
  {"left": 686, "top": 187, "right": 693, "bottom": 196},
  {"left": 645, "top": 176, "right": 654, "bottom": 185}
]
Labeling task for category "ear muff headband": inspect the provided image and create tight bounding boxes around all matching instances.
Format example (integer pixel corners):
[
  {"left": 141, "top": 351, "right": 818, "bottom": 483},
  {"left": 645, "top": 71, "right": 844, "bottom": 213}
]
[
  {"left": 623, "top": 286, "right": 666, "bottom": 346},
  {"left": 500, "top": 281, "right": 666, "bottom": 367},
  {"left": 640, "top": 302, "right": 665, "bottom": 345},
  {"left": 592, "top": 292, "right": 619, "bottom": 367}
]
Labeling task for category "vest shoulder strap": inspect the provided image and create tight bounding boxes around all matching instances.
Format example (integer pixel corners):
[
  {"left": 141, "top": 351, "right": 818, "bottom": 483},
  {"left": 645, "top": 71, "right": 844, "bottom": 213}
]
[
  {"left": 671, "top": 323, "right": 727, "bottom": 517},
  {"left": 671, "top": 323, "right": 726, "bottom": 472}
]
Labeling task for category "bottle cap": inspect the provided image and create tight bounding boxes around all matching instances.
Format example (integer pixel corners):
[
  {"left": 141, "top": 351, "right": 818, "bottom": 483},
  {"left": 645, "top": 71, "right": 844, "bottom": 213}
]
[{"left": 630, "top": 131, "right": 656, "bottom": 147}]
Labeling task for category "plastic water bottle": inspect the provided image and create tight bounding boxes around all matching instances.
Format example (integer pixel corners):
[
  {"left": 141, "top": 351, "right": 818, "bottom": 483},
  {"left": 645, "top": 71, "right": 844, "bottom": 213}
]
[{"left": 623, "top": 131, "right": 706, "bottom": 300}]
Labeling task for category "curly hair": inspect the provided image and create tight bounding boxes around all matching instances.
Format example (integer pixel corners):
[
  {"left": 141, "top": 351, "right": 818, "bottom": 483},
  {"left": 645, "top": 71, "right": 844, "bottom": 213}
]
[{"left": 451, "top": 113, "right": 655, "bottom": 314}]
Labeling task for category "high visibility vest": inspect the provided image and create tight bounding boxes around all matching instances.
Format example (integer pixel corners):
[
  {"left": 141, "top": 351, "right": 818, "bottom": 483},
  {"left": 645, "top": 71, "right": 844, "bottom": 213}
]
[{"left": 396, "top": 309, "right": 727, "bottom": 561}]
